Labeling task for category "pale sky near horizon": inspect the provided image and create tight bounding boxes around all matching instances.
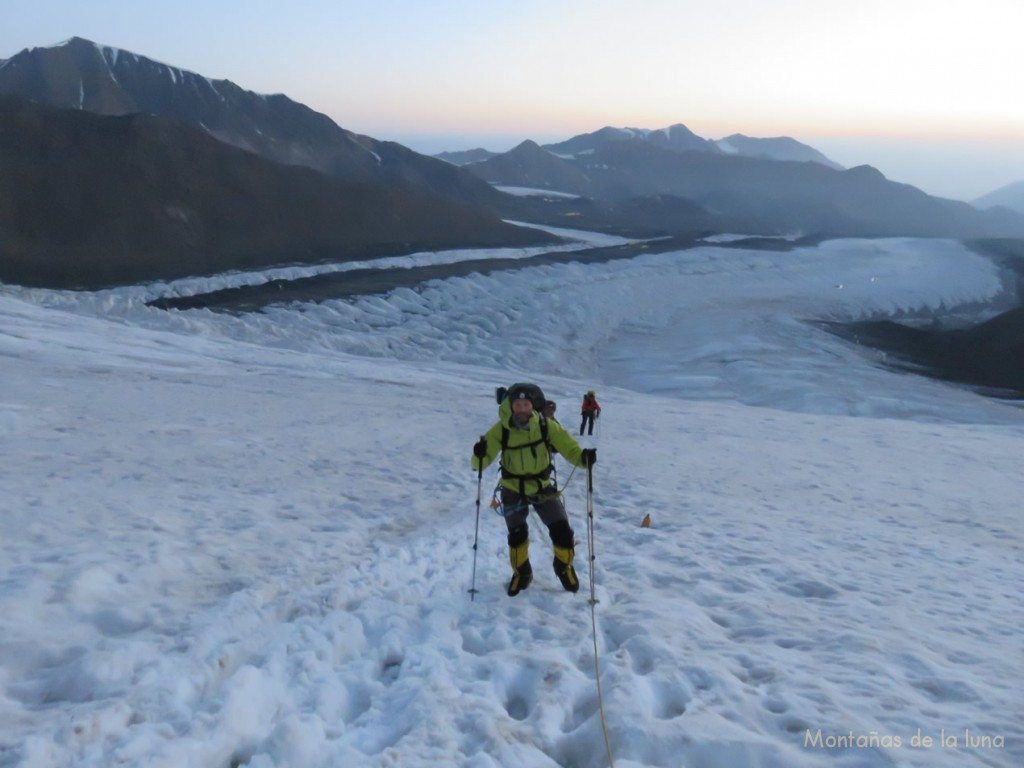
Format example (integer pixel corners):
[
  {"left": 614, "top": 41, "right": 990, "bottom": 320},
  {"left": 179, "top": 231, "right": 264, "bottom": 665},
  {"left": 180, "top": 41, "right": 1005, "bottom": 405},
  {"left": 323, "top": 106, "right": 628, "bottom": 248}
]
[{"left": 2, "top": 0, "right": 1022, "bottom": 200}]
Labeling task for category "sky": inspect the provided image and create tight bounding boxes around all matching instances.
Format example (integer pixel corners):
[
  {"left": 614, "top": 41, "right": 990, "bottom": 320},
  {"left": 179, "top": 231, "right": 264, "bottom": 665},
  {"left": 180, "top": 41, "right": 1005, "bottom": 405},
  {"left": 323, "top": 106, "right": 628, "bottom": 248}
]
[
  {"left": 2, "top": 0, "right": 1023, "bottom": 200},
  {"left": 2, "top": 227, "right": 1023, "bottom": 767}
]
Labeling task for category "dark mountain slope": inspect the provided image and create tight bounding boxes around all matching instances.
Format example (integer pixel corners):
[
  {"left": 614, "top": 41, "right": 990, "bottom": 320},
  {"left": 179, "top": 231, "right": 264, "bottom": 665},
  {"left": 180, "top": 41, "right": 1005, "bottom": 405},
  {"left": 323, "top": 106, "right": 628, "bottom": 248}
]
[
  {"left": 0, "top": 96, "right": 553, "bottom": 289},
  {"left": 0, "top": 37, "right": 507, "bottom": 207},
  {"left": 477, "top": 140, "right": 595, "bottom": 195},
  {"left": 824, "top": 239, "right": 1024, "bottom": 396},
  {"left": 827, "top": 304, "right": 1024, "bottom": 396}
]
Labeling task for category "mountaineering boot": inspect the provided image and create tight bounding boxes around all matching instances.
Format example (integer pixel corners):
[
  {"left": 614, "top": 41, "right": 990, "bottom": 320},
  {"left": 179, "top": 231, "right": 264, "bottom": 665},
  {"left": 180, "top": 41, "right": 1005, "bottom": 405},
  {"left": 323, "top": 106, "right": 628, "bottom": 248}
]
[
  {"left": 553, "top": 545, "right": 579, "bottom": 593},
  {"left": 507, "top": 541, "right": 533, "bottom": 596},
  {"left": 507, "top": 524, "right": 532, "bottom": 596}
]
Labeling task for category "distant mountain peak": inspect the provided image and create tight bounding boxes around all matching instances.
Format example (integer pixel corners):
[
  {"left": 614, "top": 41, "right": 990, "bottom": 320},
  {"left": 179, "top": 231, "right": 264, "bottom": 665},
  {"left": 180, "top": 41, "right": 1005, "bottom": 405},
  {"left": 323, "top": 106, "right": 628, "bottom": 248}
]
[
  {"left": 843, "top": 164, "right": 887, "bottom": 181},
  {"left": 973, "top": 180, "right": 1024, "bottom": 214},
  {"left": 715, "top": 133, "right": 843, "bottom": 169},
  {"left": 509, "top": 138, "right": 547, "bottom": 153},
  {"left": 57, "top": 36, "right": 104, "bottom": 49},
  {"left": 433, "top": 147, "right": 496, "bottom": 166},
  {"left": 528, "top": 123, "right": 842, "bottom": 168},
  {"left": 52, "top": 36, "right": 142, "bottom": 73}
]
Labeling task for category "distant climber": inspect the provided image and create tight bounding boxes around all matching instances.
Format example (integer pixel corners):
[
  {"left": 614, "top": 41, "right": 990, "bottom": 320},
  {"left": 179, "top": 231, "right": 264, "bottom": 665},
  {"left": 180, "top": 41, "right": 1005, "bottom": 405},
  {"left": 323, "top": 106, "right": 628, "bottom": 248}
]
[
  {"left": 543, "top": 399, "right": 558, "bottom": 421},
  {"left": 580, "top": 390, "right": 601, "bottom": 436}
]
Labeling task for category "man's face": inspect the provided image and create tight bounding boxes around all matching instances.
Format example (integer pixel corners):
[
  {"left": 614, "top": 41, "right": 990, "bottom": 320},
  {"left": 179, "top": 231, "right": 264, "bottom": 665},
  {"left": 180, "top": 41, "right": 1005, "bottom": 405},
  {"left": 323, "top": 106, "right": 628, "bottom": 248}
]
[{"left": 511, "top": 398, "right": 533, "bottom": 421}]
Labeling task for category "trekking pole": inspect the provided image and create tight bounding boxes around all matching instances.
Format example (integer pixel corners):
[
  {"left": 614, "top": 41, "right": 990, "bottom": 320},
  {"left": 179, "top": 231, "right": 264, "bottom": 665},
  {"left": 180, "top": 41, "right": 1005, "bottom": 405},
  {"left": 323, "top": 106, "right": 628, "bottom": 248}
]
[
  {"left": 585, "top": 459, "right": 616, "bottom": 767},
  {"left": 586, "top": 461, "right": 598, "bottom": 607},
  {"left": 469, "top": 445, "right": 484, "bottom": 601}
]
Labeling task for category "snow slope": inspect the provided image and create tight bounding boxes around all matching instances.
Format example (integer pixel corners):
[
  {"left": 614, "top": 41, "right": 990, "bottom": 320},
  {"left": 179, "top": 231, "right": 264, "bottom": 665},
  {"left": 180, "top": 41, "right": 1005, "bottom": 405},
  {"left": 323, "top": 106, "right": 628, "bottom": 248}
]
[{"left": 1, "top": 234, "right": 1021, "bottom": 767}]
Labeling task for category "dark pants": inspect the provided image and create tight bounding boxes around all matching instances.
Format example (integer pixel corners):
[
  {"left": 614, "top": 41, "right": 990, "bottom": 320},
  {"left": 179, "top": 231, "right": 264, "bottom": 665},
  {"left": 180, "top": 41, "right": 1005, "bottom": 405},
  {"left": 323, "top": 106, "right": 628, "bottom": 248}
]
[
  {"left": 580, "top": 412, "right": 595, "bottom": 435},
  {"left": 501, "top": 487, "right": 574, "bottom": 550}
]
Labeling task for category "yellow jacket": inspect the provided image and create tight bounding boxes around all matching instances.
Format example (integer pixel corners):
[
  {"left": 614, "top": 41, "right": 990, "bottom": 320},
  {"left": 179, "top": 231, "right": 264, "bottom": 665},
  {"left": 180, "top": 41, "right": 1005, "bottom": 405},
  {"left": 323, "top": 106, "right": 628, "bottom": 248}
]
[{"left": 472, "top": 397, "right": 586, "bottom": 496}]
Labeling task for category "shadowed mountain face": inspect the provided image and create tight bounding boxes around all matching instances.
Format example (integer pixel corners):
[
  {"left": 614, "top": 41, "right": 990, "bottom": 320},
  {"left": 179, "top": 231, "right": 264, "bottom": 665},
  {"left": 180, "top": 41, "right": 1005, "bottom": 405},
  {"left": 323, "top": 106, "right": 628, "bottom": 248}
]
[
  {"left": 0, "top": 37, "right": 505, "bottom": 207},
  {"left": 0, "top": 96, "right": 553, "bottom": 289},
  {"left": 827, "top": 307, "right": 1024, "bottom": 397}
]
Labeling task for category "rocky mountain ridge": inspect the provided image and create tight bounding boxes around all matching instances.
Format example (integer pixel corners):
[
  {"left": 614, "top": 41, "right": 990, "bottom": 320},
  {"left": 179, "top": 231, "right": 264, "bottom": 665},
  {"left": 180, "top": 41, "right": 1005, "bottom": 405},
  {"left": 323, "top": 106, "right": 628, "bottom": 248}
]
[
  {"left": 463, "top": 136, "right": 1024, "bottom": 239},
  {"left": 3, "top": 36, "right": 1024, "bottom": 289},
  {"left": 0, "top": 37, "right": 504, "bottom": 207},
  {"left": 0, "top": 95, "right": 551, "bottom": 289}
]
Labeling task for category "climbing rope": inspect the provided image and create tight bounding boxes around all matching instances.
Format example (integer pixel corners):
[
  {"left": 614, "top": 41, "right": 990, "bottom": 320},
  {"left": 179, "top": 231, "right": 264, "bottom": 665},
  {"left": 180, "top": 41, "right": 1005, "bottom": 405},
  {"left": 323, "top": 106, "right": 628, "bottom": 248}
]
[
  {"left": 489, "top": 463, "right": 578, "bottom": 518},
  {"left": 585, "top": 462, "right": 615, "bottom": 768},
  {"left": 488, "top": 457, "right": 615, "bottom": 766}
]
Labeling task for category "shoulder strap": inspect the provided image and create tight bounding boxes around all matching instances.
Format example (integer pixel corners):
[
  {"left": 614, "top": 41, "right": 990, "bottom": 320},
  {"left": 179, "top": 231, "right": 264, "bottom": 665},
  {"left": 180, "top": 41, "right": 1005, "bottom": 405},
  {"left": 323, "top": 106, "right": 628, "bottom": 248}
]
[
  {"left": 499, "top": 414, "right": 556, "bottom": 495},
  {"left": 501, "top": 414, "right": 550, "bottom": 450}
]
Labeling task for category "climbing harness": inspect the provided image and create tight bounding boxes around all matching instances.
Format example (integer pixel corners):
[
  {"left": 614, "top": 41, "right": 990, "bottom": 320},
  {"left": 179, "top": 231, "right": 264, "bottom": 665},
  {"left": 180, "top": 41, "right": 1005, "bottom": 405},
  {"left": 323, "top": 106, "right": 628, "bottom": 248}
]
[{"left": 490, "top": 463, "right": 578, "bottom": 518}]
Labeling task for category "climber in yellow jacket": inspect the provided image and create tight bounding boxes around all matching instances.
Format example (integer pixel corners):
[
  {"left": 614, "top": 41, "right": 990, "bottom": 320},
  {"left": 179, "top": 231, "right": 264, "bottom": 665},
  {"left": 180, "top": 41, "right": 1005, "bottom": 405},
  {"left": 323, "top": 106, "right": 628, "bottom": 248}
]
[{"left": 472, "top": 383, "right": 596, "bottom": 596}]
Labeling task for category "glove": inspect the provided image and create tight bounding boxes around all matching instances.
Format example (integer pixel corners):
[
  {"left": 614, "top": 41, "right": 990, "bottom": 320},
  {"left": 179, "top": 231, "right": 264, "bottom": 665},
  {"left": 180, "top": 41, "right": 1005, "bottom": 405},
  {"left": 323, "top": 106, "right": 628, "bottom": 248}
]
[
  {"left": 473, "top": 438, "right": 488, "bottom": 458},
  {"left": 581, "top": 448, "right": 597, "bottom": 467}
]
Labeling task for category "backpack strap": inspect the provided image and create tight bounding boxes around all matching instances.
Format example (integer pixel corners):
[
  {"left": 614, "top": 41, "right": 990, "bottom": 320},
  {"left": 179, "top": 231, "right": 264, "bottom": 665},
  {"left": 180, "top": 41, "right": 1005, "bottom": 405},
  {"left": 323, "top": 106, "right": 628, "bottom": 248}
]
[
  {"left": 500, "top": 414, "right": 555, "bottom": 496},
  {"left": 500, "top": 413, "right": 550, "bottom": 451}
]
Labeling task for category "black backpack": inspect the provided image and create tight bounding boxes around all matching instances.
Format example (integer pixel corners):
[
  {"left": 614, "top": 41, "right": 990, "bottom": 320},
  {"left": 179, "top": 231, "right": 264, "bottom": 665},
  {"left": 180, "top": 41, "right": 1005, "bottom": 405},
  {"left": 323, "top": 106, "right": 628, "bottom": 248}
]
[{"left": 496, "top": 382, "right": 547, "bottom": 413}]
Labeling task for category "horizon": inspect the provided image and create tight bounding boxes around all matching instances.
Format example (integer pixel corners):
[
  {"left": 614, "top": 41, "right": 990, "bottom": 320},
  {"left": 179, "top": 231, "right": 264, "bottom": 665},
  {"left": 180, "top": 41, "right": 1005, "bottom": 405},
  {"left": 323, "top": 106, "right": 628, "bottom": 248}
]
[{"left": 2, "top": 0, "right": 1023, "bottom": 201}]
